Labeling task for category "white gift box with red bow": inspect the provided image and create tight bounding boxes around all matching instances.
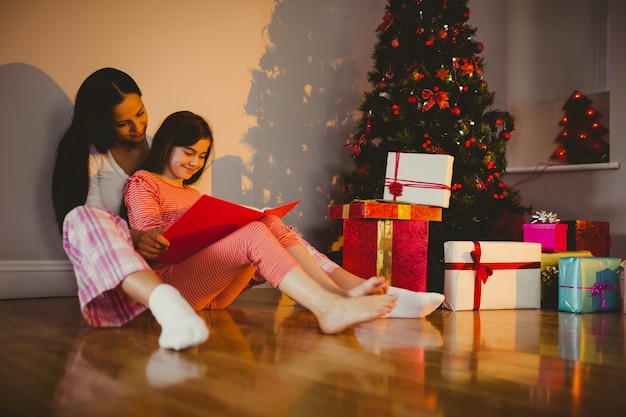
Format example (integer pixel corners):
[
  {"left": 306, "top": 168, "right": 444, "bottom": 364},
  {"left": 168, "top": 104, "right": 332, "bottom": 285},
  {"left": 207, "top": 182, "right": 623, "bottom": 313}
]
[
  {"left": 382, "top": 152, "right": 454, "bottom": 208},
  {"left": 443, "top": 241, "right": 542, "bottom": 311}
]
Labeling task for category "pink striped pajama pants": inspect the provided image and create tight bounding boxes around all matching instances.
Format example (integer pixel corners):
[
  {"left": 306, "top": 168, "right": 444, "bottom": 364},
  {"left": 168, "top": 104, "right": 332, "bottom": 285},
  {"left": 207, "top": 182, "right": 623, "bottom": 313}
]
[{"left": 153, "top": 215, "right": 303, "bottom": 311}]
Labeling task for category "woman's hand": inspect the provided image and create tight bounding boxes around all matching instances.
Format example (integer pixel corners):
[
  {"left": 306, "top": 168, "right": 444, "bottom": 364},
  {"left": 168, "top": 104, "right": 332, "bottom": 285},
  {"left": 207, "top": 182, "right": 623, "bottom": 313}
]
[{"left": 130, "top": 229, "right": 170, "bottom": 260}]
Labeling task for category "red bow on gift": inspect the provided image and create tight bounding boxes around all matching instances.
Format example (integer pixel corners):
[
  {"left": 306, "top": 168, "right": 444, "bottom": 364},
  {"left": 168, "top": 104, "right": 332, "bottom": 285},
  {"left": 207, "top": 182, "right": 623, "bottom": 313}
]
[
  {"left": 343, "top": 134, "right": 367, "bottom": 156},
  {"left": 470, "top": 241, "right": 493, "bottom": 310},
  {"left": 422, "top": 89, "right": 450, "bottom": 112}
]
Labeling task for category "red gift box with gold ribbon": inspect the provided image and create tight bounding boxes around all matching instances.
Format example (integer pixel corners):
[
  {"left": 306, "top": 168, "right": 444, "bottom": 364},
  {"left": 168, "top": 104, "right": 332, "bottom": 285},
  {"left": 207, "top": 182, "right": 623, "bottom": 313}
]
[
  {"left": 330, "top": 201, "right": 441, "bottom": 292},
  {"left": 443, "top": 241, "right": 541, "bottom": 310}
]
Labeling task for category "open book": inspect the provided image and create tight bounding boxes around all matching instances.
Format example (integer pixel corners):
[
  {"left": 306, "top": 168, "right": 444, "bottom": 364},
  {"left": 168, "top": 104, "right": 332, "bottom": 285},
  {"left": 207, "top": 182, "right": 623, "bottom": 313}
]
[{"left": 156, "top": 195, "right": 300, "bottom": 263}]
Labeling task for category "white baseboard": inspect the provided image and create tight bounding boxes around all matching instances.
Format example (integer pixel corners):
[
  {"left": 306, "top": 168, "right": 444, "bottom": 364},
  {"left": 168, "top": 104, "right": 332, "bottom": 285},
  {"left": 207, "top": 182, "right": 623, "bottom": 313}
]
[
  {"left": 0, "top": 260, "right": 271, "bottom": 300},
  {"left": 0, "top": 260, "right": 77, "bottom": 299}
]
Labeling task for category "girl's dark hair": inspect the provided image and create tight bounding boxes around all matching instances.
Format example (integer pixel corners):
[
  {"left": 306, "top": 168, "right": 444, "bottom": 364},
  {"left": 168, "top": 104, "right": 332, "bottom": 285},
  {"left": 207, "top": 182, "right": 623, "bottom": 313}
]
[
  {"left": 143, "top": 111, "right": 213, "bottom": 185},
  {"left": 51, "top": 68, "right": 142, "bottom": 232}
]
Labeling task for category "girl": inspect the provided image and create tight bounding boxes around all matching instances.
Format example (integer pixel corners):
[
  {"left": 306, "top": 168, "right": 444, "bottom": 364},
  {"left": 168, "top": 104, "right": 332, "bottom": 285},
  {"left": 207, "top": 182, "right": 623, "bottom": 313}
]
[{"left": 123, "top": 111, "right": 399, "bottom": 334}]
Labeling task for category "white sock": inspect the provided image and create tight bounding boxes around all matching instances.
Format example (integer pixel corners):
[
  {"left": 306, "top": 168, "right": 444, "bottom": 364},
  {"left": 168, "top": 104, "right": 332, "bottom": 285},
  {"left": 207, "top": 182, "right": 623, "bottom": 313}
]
[
  {"left": 148, "top": 284, "right": 209, "bottom": 350},
  {"left": 145, "top": 349, "right": 207, "bottom": 388},
  {"left": 385, "top": 287, "right": 445, "bottom": 318}
]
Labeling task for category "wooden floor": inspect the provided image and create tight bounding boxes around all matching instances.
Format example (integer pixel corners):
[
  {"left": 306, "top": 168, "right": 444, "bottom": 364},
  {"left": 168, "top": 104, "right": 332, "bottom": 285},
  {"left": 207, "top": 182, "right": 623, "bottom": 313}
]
[{"left": 0, "top": 288, "right": 625, "bottom": 417}]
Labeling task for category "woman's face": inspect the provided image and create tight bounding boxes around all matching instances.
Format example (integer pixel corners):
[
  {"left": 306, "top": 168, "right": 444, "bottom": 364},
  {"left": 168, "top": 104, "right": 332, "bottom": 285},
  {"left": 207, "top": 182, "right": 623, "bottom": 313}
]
[{"left": 111, "top": 93, "right": 148, "bottom": 144}]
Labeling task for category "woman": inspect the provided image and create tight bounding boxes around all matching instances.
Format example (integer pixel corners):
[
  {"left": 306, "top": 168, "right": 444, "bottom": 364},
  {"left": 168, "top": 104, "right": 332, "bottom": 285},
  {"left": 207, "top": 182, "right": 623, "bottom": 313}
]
[{"left": 52, "top": 68, "right": 208, "bottom": 350}]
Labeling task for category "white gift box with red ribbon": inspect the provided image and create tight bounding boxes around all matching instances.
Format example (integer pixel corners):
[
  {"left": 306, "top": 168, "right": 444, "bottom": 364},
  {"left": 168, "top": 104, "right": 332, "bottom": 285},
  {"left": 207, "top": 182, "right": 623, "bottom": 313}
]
[
  {"left": 443, "top": 241, "right": 542, "bottom": 311},
  {"left": 383, "top": 152, "right": 454, "bottom": 208}
]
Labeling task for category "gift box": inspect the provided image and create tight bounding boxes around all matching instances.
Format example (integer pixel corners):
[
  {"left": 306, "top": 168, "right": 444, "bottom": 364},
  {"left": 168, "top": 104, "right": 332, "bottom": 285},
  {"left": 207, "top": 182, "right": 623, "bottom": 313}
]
[
  {"left": 342, "top": 219, "right": 428, "bottom": 291},
  {"left": 540, "top": 251, "right": 592, "bottom": 309},
  {"left": 562, "top": 220, "right": 611, "bottom": 256},
  {"left": 328, "top": 200, "right": 442, "bottom": 221},
  {"left": 522, "top": 223, "right": 568, "bottom": 252},
  {"left": 443, "top": 241, "right": 541, "bottom": 311},
  {"left": 557, "top": 256, "right": 621, "bottom": 313},
  {"left": 330, "top": 201, "right": 442, "bottom": 292},
  {"left": 382, "top": 152, "right": 454, "bottom": 208}
]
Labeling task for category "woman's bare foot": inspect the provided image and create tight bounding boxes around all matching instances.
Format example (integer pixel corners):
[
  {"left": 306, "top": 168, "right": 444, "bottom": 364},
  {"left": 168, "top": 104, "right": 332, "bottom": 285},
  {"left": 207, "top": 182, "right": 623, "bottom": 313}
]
[
  {"left": 346, "top": 276, "right": 389, "bottom": 297},
  {"left": 314, "top": 293, "right": 398, "bottom": 334}
]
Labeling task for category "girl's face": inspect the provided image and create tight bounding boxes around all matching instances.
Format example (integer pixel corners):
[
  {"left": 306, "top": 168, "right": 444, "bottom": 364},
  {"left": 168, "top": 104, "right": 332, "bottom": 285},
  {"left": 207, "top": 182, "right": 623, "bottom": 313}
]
[
  {"left": 163, "top": 138, "right": 212, "bottom": 182},
  {"left": 111, "top": 93, "right": 148, "bottom": 144}
]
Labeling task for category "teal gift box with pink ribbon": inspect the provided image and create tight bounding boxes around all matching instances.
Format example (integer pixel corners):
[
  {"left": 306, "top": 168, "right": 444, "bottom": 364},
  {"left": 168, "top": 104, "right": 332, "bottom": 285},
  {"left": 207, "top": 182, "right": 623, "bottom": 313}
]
[{"left": 558, "top": 257, "right": 621, "bottom": 313}]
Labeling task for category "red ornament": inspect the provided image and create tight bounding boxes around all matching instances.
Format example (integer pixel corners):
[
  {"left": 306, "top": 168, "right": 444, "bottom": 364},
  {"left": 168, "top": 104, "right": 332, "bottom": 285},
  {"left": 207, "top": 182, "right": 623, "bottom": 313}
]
[
  {"left": 377, "top": 80, "right": 388, "bottom": 90},
  {"left": 451, "top": 106, "right": 461, "bottom": 116},
  {"left": 407, "top": 94, "right": 418, "bottom": 104},
  {"left": 391, "top": 39, "right": 400, "bottom": 48},
  {"left": 500, "top": 130, "right": 511, "bottom": 140},
  {"left": 474, "top": 42, "right": 484, "bottom": 53}
]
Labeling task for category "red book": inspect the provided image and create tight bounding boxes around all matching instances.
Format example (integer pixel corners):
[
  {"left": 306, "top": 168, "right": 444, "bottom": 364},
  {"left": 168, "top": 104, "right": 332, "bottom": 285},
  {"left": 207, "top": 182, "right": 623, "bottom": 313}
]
[{"left": 156, "top": 195, "right": 300, "bottom": 263}]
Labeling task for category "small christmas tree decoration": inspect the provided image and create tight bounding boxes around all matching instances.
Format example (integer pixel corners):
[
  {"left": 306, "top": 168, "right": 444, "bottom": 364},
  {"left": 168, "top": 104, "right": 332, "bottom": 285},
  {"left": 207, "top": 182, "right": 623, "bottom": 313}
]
[{"left": 551, "top": 90, "right": 610, "bottom": 164}]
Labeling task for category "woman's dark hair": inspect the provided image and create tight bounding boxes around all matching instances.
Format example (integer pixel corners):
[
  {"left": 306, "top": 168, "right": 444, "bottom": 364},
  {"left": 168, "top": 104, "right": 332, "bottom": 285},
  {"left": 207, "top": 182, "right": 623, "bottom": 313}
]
[
  {"left": 51, "top": 68, "right": 142, "bottom": 232},
  {"left": 143, "top": 111, "right": 213, "bottom": 185}
]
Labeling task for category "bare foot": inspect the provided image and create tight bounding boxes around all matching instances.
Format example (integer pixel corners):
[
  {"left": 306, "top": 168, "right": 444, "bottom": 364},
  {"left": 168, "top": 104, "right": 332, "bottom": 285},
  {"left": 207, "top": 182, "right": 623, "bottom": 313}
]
[
  {"left": 315, "top": 293, "right": 398, "bottom": 334},
  {"left": 347, "top": 276, "right": 389, "bottom": 297}
]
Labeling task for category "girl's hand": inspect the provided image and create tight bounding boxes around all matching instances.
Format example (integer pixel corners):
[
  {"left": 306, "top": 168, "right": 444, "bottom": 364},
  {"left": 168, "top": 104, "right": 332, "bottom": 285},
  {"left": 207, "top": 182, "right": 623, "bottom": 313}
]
[{"left": 132, "top": 229, "right": 170, "bottom": 260}]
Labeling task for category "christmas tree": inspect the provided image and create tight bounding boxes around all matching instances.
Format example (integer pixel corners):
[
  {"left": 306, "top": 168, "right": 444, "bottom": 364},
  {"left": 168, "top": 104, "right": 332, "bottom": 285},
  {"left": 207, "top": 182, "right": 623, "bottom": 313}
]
[
  {"left": 551, "top": 90, "right": 609, "bottom": 164},
  {"left": 338, "top": 0, "right": 529, "bottom": 289}
]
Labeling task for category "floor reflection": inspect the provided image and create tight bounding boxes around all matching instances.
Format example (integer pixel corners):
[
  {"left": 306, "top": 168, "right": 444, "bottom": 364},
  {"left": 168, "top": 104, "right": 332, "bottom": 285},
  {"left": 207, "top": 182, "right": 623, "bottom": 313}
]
[{"left": 43, "top": 290, "right": 626, "bottom": 417}]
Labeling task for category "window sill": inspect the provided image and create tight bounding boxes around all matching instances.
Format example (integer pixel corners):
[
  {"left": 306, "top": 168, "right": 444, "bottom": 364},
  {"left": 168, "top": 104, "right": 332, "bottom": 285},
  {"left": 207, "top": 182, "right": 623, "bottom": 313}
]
[{"left": 505, "top": 162, "right": 620, "bottom": 174}]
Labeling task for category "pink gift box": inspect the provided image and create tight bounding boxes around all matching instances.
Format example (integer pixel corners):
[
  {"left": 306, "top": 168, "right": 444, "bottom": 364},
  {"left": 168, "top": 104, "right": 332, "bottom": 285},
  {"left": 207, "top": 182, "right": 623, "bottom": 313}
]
[{"left": 522, "top": 223, "right": 568, "bottom": 252}]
